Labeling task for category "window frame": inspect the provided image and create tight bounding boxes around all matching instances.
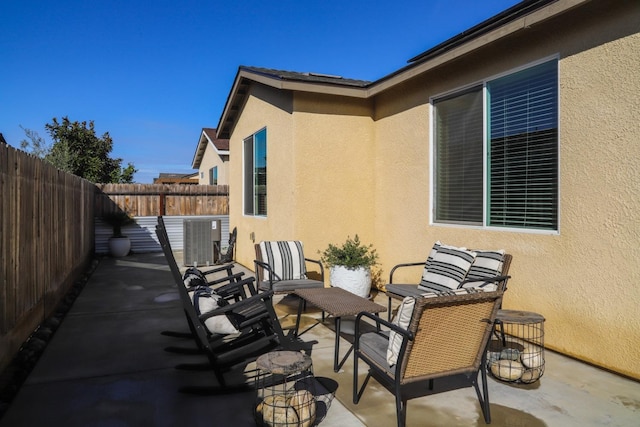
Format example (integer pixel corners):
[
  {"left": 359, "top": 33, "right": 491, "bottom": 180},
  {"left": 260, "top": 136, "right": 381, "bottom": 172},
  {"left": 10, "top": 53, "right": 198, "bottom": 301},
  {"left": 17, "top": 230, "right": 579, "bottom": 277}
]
[
  {"left": 209, "top": 166, "right": 218, "bottom": 185},
  {"left": 430, "top": 56, "right": 560, "bottom": 234},
  {"left": 243, "top": 127, "right": 267, "bottom": 217}
]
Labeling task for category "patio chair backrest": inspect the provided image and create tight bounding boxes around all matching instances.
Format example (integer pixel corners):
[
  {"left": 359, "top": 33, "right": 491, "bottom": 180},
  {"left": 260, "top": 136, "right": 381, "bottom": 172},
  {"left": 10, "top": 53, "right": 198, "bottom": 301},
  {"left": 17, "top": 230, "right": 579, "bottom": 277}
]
[
  {"left": 400, "top": 291, "right": 502, "bottom": 382},
  {"left": 256, "top": 241, "right": 308, "bottom": 281}
]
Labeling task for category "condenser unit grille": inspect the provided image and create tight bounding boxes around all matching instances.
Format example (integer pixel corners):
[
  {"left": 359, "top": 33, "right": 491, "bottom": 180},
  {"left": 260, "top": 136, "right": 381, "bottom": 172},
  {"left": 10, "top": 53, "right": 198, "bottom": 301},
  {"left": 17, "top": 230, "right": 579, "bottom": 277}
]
[{"left": 183, "top": 219, "right": 215, "bottom": 266}]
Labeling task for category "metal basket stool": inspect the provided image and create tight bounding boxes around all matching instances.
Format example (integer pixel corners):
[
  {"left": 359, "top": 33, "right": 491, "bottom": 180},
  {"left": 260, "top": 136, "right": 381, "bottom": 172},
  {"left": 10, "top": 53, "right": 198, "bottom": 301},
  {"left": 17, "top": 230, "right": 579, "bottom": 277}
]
[
  {"left": 255, "top": 351, "right": 317, "bottom": 427},
  {"left": 488, "top": 309, "right": 545, "bottom": 384}
]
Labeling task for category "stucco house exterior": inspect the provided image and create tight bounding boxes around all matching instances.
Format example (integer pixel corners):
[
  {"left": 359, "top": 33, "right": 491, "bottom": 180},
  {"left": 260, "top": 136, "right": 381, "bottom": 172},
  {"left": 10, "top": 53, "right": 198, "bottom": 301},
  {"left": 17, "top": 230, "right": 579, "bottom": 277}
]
[
  {"left": 192, "top": 127, "right": 230, "bottom": 185},
  {"left": 213, "top": 0, "right": 640, "bottom": 380}
]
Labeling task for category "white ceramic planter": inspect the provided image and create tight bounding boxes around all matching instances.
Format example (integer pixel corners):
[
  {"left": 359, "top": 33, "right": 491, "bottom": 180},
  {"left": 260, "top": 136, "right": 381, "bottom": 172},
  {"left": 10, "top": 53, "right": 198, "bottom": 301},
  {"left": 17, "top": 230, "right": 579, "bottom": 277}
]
[
  {"left": 108, "top": 236, "right": 131, "bottom": 257},
  {"left": 330, "top": 265, "right": 371, "bottom": 298}
]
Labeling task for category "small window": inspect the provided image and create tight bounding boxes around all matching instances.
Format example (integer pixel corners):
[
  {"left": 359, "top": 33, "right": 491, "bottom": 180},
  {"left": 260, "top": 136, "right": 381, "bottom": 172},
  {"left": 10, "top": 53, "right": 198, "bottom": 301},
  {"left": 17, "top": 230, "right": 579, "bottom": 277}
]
[
  {"left": 243, "top": 128, "right": 267, "bottom": 216},
  {"left": 209, "top": 166, "right": 218, "bottom": 185},
  {"left": 433, "top": 59, "right": 558, "bottom": 231}
]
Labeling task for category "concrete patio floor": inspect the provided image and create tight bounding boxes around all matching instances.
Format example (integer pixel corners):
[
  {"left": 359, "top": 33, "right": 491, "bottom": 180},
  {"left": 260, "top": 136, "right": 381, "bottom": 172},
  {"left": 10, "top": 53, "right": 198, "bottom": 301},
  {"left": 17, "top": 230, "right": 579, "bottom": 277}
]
[{"left": 0, "top": 252, "right": 638, "bottom": 426}]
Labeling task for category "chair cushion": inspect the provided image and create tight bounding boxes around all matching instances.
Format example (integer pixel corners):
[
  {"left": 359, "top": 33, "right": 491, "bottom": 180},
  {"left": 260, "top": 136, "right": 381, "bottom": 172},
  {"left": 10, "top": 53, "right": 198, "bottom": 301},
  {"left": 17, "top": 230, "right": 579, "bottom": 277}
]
[
  {"left": 385, "top": 284, "right": 424, "bottom": 299},
  {"left": 258, "top": 279, "right": 324, "bottom": 293},
  {"left": 418, "top": 244, "right": 476, "bottom": 292},
  {"left": 192, "top": 286, "right": 240, "bottom": 334},
  {"left": 360, "top": 331, "right": 395, "bottom": 376},
  {"left": 259, "top": 241, "right": 308, "bottom": 281},
  {"left": 387, "top": 296, "right": 416, "bottom": 366}
]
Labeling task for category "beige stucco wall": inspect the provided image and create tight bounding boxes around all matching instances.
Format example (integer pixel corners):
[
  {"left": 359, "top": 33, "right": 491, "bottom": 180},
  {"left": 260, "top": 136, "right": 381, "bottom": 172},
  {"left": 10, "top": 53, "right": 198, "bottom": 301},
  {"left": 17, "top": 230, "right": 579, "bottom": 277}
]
[
  {"left": 229, "top": 85, "right": 376, "bottom": 269},
  {"left": 227, "top": 0, "right": 640, "bottom": 378},
  {"left": 198, "top": 145, "right": 228, "bottom": 185},
  {"left": 290, "top": 93, "right": 376, "bottom": 260},
  {"left": 229, "top": 83, "right": 304, "bottom": 266},
  {"left": 373, "top": 0, "right": 640, "bottom": 379}
]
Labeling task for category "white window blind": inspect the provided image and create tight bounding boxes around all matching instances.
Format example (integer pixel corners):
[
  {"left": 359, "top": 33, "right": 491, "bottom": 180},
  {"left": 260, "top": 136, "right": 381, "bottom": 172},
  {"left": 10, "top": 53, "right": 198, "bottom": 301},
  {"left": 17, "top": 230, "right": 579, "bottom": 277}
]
[
  {"left": 488, "top": 60, "right": 558, "bottom": 230},
  {"left": 434, "top": 87, "right": 484, "bottom": 225},
  {"left": 432, "top": 59, "right": 558, "bottom": 231}
]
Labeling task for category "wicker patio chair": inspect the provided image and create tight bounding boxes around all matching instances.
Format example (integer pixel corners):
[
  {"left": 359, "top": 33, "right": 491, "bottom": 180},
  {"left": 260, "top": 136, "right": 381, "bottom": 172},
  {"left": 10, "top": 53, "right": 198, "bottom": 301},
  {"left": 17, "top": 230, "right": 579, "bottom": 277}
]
[
  {"left": 353, "top": 291, "right": 504, "bottom": 426},
  {"left": 385, "top": 246, "right": 512, "bottom": 320}
]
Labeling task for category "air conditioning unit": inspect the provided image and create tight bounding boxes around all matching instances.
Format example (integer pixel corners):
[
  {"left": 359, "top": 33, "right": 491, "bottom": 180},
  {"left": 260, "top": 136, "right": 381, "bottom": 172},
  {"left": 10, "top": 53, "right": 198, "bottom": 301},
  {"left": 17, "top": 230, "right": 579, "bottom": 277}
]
[{"left": 183, "top": 219, "right": 221, "bottom": 266}]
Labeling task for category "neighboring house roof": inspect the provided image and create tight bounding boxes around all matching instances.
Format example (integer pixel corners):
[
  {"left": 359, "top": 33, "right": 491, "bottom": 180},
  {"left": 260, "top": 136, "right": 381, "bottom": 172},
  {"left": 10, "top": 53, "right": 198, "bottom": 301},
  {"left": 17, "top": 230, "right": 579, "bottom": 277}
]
[
  {"left": 0, "top": 133, "right": 7, "bottom": 145},
  {"left": 153, "top": 172, "right": 199, "bottom": 185},
  {"left": 192, "top": 127, "right": 230, "bottom": 169},
  {"left": 217, "top": 0, "right": 582, "bottom": 139}
]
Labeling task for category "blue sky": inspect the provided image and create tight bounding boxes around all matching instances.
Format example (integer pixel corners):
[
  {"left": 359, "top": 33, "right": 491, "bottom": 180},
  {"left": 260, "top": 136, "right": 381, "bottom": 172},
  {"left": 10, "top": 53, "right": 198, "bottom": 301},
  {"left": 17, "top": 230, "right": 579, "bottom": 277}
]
[{"left": 1, "top": 0, "right": 520, "bottom": 183}]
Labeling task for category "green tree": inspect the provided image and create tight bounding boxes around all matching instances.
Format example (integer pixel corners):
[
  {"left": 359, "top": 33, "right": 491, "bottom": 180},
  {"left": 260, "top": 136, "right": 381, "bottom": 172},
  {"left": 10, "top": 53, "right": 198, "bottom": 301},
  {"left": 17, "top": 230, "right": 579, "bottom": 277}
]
[
  {"left": 20, "top": 125, "right": 54, "bottom": 159},
  {"left": 21, "top": 117, "right": 137, "bottom": 183}
]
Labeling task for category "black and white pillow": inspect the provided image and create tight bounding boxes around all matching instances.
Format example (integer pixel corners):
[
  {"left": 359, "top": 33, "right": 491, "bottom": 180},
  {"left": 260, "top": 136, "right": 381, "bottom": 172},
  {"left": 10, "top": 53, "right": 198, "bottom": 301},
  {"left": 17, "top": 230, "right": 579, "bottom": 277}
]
[
  {"left": 259, "top": 241, "right": 307, "bottom": 281},
  {"left": 192, "top": 286, "right": 240, "bottom": 334},
  {"left": 460, "top": 249, "right": 505, "bottom": 292},
  {"left": 418, "top": 244, "right": 476, "bottom": 292},
  {"left": 183, "top": 267, "right": 206, "bottom": 289}
]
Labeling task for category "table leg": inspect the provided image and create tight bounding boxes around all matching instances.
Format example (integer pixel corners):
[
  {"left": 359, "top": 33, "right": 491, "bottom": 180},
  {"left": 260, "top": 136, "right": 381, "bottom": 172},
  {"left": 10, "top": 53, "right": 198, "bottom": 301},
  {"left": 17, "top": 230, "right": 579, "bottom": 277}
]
[
  {"left": 294, "top": 296, "right": 304, "bottom": 337},
  {"left": 334, "top": 317, "right": 341, "bottom": 372},
  {"left": 334, "top": 316, "right": 355, "bottom": 372}
]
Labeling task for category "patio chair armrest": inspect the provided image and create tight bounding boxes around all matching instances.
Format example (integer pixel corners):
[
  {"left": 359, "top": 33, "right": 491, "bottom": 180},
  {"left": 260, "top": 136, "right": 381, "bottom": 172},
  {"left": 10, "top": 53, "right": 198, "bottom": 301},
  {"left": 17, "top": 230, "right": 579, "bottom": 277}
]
[
  {"left": 253, "top": 259, "right": 282, "bottom": 283},
  {"left": 214, "top": 279, "right": 249, "bottom": 300},
  {"left": 207, "top": 272, "right": 245, "bottom": 287},
  {"left": 201, "top": 264, "right": 235, "bottom": 277},
  {"left": 355, "top": 311, "right": 414, "bottom": 341},
  {"left": 389, "top": 262, "right": 425, "bottom": 284},
  {"left": 459, "top": 274, "right": 511, "bottom": 292},
  {"left": 304, "top": 257, "right": 325, "bottom": 280},
  {"left": 199, "top": 288, "right": 274, "bottom": 321}
]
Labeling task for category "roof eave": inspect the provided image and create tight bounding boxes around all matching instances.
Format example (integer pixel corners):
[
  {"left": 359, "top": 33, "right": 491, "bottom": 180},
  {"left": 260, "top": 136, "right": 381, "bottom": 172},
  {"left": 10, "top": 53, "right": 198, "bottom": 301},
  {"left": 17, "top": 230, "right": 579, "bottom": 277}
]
[
  {"left": 216, "top": 68, "right": 371, "bottom": 139},
  {"left": 216, "top": 0, "right": 589, "bottom": 136},
  {"left": 191, "top": 130, "right": 209, "bottom": 169},
  {"left": 368, "top": 0, "right": 587, "bottom": 96}
]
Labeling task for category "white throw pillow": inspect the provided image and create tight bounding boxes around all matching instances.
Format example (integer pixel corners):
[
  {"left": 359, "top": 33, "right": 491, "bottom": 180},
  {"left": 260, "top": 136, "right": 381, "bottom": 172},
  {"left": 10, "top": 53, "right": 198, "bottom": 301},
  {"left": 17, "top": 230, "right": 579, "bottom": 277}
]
[
  {"left": 192, "top": 287, "right": 240, "bottom": 334},
  {"left": 386, "top": 296, "right": 416, "bottom": 366}
]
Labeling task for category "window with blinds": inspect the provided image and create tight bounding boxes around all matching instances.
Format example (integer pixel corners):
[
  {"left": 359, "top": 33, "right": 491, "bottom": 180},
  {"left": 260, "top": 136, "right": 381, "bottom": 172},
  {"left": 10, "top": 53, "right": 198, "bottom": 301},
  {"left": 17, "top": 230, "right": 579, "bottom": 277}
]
[
  {"left": 433, "top": 59, "right": 558, "bottom": 231},
  {"left": 434, "top": 87, "right": 484, "bottom": 225},
  {"left": 243, "top": 128, "right": 267, "bottom": 216}
]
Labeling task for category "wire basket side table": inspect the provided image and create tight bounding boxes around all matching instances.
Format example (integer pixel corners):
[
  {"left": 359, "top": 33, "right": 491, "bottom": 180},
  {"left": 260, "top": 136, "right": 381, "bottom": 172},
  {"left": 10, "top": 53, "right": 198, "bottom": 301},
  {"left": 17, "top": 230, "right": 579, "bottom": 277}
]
[
  {"left": 488, "top": 309, "right": 545, "bottom": 384},
  {"left": 255, "top": 351, "right": 317, "bottom": 427}
]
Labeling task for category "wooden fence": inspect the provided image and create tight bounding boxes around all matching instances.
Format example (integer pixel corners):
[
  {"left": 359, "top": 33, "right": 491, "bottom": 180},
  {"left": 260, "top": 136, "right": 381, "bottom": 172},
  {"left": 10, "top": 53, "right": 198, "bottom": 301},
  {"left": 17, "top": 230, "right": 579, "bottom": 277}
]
[
  {"left": 95, "top": 183, "right": 229, "bottom": 217},
  {"left": 1, "top": 143, "right": 95, "bottom": 371},
  {"left": 1, "top": 143, "right": 230, "bottom": 372}
]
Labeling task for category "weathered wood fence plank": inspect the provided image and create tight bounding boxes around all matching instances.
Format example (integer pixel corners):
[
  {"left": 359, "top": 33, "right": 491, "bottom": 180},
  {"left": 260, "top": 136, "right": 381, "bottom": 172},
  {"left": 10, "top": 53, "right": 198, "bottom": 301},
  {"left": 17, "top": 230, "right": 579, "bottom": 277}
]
[
  {"left": 1, "top": 143, "right": 230, "bottom": 373},
  {"left": 1, "top": 144, "right": 95, "bottom": 372}
]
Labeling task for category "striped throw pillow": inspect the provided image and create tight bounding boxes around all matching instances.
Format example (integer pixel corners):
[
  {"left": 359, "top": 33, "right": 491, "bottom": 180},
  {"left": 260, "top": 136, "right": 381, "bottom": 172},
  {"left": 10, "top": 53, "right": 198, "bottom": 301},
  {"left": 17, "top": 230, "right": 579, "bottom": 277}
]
[
  {"left": 466, "top": 249, "right": 505, "bottom": 280},
  {"left": 460, "top": 249, "right": 505, "bottom": 291},
  {"left": 418, "top": 244, "right": 476, "bottom": 292},
  {"left": 259, "top": 241, "right": 307, "bottom": 281}
]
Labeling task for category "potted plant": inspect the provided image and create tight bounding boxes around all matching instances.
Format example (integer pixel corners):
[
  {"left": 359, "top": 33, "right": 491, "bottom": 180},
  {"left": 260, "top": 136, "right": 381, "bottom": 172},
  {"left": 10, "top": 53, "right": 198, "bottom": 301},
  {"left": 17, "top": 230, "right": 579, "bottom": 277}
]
[
  {"left": 102, "top": 211, "right": 134, "bottom": 257},
  {"left": 320, "top": 235, "right": 379, "bottom": 298}
]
